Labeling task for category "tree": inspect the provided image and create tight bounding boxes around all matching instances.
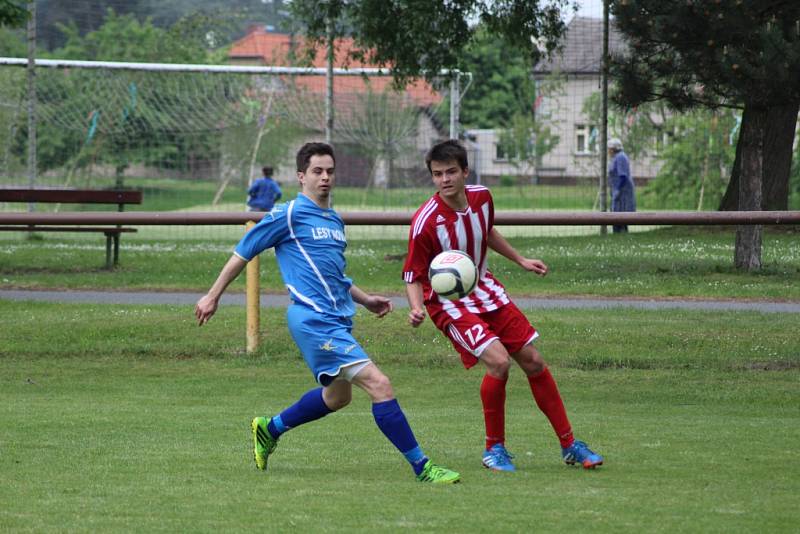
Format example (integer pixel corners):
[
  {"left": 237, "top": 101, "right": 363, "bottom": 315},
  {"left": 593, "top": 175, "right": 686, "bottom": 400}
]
[
  {"left": 719, "top": 104, "right": 797, "bottom": 211},
  {"left": 644, "top": 110, "right": 737, "bottom": 210},
  {"left": 494, "top": 74, "right": 562, "bottom": 190},
  {"left": 611, "top": 1, "right": 800, "bottom": 271},
  {"left": 0, "top": 0, "right": 27, "bottom": 27},
  {"left": 581, "top": 92, "right": 738, "bottom": 210},
  {"left": 11, "top": 9, "right": 232, "bottom": 179},
  {"left": 286, "top": 1, "right": 573, "bottom": 192},
  {"left": 456, "top": 27, "right": 542, "bottom": 130},
  {"left": 445, "top": 26, "right": 562, "bottom": 189},
  {"left": 790, "top": 134, "right": 800, "bottom": 207},
  {"left": 53, "top": 8, "right": 209, "bottom": 64},
  {"left": 34, "top": 0, "right": 293, "bottom": 50},
  {"left": 288, "top": 0, "right": 574, "bottom": 85}
]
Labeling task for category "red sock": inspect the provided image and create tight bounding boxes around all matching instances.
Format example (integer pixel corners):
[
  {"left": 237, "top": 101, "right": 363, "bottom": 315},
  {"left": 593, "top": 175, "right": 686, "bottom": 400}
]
[
  {"left": 480, "top": 373, "right": 507, "bottom": 450},
  {"left": 528, "top": 368, "right": 574, "bottom": 448}
]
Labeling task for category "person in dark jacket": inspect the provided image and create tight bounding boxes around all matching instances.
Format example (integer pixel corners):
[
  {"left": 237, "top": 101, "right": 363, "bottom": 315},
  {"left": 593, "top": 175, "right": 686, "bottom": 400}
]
[
  {"left": 247, "top": 166, "right": 282, "bottom": 212},
  {"left": 608, "top": 139, "right": 636, "bottom": 233}
]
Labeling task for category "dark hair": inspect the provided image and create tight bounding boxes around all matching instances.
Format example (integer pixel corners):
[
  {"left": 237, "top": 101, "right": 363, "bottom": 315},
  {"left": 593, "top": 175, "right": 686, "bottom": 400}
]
[
  {"left": 425, "top": 139, "right": 468, "bottom": 173},
  {"left": 296, "top": 142, "right": 336, "bottom": 173},
  {"left": 262, "top": 166, "right": 273, "bottom": 176}
]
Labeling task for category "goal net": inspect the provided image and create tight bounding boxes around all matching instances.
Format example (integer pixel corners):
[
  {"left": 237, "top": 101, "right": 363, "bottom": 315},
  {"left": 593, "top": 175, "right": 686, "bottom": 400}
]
[{"left": 0, "top": 58, "right": 453, "bottom": 237}]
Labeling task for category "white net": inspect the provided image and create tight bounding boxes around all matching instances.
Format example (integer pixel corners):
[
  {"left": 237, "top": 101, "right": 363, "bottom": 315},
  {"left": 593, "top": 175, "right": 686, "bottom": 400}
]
[{"left": 0, "top": 59, "right": 453, "bottom": 241}]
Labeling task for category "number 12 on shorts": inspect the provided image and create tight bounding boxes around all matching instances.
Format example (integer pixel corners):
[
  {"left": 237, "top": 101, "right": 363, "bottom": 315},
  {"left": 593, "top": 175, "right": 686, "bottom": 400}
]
[
  {"left": 465, "top": 324, "right": 486, "bottom": 346},
  {"left": 448, "top": 322, "right": 494, "bottom": 355}
]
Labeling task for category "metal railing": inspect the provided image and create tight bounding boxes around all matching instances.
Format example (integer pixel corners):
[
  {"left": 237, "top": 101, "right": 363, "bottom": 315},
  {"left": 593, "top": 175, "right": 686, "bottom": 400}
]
[{"left": 1, "top": 211, "right": 799, "bottom": 226}]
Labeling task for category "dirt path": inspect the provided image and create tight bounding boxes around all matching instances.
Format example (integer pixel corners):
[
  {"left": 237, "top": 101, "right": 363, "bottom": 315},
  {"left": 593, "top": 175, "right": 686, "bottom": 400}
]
[{"left": 2, "top": 289, "right": 799, "bottom": 313}]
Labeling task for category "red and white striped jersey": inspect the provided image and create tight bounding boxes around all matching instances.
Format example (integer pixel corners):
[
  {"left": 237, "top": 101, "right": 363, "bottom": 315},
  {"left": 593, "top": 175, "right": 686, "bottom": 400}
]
[{"left": 403, "top": 185, "right": 511, "bottom": 317}]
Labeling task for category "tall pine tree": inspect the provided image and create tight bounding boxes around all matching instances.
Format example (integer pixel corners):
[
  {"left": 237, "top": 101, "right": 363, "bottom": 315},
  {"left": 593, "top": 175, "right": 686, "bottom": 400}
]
[{"left": 611, "top": 1, "right": 800, "bottom": 270}]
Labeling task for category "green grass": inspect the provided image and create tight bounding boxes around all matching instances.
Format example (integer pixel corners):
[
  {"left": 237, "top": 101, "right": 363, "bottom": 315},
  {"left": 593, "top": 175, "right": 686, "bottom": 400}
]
[
  {"left": 7, "top": 173, "right": 798, "bottom": 214},
  {"left": 1, "top": 176, "right": 599, "bottom": 212},
  {"left": 1, "top": 301, "right": 798, "bottom": 532},
  {"left": 2, "top": 227, "right": 799, "bottom": 300}
]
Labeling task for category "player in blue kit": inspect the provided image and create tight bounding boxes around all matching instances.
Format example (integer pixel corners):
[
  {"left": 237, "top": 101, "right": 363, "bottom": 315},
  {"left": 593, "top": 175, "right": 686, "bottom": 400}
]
[{"left": 195, "top": 142, "right": 460, "bottom": 483}]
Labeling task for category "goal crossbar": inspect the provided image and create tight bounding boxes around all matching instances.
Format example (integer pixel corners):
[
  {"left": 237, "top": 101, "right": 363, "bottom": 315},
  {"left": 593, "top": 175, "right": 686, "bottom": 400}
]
[{"left": 0, "top": 57, "right": 459, "bottom": 77}]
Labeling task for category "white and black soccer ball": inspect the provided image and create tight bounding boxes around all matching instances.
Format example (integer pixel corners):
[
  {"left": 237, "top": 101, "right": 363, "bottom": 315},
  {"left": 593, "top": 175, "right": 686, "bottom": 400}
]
[{"left": 428, "top": 250, "right": 477, "bottom": 300}]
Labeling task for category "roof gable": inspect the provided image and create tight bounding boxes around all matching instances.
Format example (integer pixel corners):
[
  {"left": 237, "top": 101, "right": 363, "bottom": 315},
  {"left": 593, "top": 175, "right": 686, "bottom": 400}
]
[
  {"left": 534, "top": 16, "right": 626, "bottom": 75},
  {"left": 229, "top": 28, "right": 442, "bottom": 107}
]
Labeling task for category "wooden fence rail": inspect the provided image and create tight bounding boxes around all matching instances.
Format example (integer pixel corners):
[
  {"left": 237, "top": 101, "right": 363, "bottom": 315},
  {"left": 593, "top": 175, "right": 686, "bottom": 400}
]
[{"left": 0, "top": 211, "right": 799, "bottom": 226}]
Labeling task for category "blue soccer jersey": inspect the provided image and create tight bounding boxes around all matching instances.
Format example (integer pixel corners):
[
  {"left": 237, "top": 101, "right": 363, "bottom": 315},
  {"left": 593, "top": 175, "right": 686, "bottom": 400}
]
[
  {"left": 234, "top": 193, "right": 368, "bottom": 385},
  {"left": 234, "top": 193, "right": 356, "bottom": 318}
]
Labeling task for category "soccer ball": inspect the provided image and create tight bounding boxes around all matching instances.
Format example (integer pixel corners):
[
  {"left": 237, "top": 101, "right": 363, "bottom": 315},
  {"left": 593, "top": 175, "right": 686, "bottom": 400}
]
[{"left": 428, "top": 250, "right": 477, "bottom": 300}]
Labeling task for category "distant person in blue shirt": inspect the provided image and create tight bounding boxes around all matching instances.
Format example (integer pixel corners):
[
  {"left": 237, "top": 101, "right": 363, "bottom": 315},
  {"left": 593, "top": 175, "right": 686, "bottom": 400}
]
[
  {"left": 608, "top": 138, "right": 636, "bottom": 233},
  {"left": 195, "top": 142, "right": 459, "bottom": 484},
  {"left": 247, "top": 166, "right": 282, "bottom": 212}
]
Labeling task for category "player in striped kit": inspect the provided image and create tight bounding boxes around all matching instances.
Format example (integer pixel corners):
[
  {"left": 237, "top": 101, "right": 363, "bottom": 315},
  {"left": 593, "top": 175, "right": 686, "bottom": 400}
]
[{"left": 403, "top": 140, "right": 603, "bottom": 472}]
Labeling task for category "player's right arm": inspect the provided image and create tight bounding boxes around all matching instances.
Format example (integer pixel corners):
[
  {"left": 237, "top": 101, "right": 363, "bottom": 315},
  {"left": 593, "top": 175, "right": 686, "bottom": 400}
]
[
  {"left": 405, "top": 281, "right": 426, "bottom": 327},
  {"left": 196, "top": 206, "right": 289, "bottom": 326},
  {"left": 195, "top": 255, "right": 247, "bottom": 325},
  {"left": 403, "top": 205, "right": 436, "bottom": 327}
]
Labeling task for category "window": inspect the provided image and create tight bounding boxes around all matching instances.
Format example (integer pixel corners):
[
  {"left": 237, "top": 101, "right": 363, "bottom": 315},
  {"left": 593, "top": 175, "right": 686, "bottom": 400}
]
[
  {"left": 654, "top": 129, "right": 671, "bottom": 155},
  {"left": 575, "top": 124, "right": 598, "bottom": 155},
  {"left": 495, "top": 142, "right": 509, "bottom": 161}
]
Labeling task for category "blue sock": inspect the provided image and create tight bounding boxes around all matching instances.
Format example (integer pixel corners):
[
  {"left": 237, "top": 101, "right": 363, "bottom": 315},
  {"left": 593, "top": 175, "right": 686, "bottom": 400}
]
[
  {"left": 372, "top": 399, "right": 429, "bottom": 475},
  {"left": 267, "top": 388, "right": 333, "bottom": 439}
]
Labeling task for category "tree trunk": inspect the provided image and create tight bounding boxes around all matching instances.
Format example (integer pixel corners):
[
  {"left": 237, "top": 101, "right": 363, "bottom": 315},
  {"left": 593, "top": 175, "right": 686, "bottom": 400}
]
[
  {"left": 720, "top": 102, "right": 798, "bottom": 211},
  {"left": 734, "top": 106, "right": 765, "bottom": 271}
]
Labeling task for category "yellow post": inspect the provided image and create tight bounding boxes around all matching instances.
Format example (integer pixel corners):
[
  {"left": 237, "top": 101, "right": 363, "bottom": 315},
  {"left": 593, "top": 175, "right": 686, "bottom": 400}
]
[{"left": 245, "top": 221, "right": 260, "bottom": 353}]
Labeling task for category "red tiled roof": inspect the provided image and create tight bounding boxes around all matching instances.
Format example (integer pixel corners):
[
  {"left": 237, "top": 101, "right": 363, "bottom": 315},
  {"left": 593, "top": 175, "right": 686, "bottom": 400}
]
[{"left": 229, "top": 28, "right": 441, "bottom": 107}]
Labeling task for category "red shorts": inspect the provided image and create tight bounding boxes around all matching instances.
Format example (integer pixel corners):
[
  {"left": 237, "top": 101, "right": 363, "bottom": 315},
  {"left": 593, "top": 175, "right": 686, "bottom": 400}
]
[{"left": 428, "top": 301, "right": 538, "bottom": 369}]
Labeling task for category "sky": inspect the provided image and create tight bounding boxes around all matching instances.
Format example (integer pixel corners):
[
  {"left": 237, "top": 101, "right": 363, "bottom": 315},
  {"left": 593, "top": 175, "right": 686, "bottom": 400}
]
[{"left": 572, "top": 0, "right": 605, "bottom": 19}]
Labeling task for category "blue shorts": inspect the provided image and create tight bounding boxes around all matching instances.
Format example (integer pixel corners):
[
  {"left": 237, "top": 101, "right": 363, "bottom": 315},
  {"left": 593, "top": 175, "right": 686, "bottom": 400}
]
[{"left": 286, "top": 304, "right": 370, "bottom": 386}]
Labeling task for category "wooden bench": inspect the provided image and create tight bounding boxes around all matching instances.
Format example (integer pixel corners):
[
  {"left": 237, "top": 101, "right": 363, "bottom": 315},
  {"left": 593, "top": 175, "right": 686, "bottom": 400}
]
[{"left": 0, "top": 188, "right": 143, "bottom": 269}]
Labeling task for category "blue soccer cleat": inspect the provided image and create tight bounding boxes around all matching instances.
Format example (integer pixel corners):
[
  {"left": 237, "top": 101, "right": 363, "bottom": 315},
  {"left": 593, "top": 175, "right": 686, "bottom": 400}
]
[
  {"left": 482, "top": 443, "right": 516, "bottom": 472},
  {"left": 562, "top": 440, "right": 603, "bottom": 469}
]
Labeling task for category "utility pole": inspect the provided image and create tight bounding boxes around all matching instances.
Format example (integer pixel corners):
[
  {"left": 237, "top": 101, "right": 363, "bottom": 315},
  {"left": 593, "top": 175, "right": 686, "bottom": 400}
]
[
  {"left": 449, "top": 72, "right": 460, "bottom": 139},
  {"left": 324, "top": 17, "right": 334, "bottom": 144},
  {"left": 26, "top": 0, "right": 37, "bottom": 211},
  {"left": 599, "top": 0, "right": 609, "bottom": 235}
]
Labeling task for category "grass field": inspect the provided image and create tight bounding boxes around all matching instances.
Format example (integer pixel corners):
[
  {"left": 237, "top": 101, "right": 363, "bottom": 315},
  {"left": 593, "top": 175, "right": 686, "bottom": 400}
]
[
  {"left": 8, "top": 175, "right": 799, "bottom": 212},
  {"left": 2, "top": 227, "right": 799, "bottom": 300},
  {"left": 1, "top": 224, "right": 798, "bottom": 531},
  {"left": 0, "top": 177, "right": 600, "bottom": 212},
  {"left": 1, "top": 301, "right": 798, "bottom": 532}
]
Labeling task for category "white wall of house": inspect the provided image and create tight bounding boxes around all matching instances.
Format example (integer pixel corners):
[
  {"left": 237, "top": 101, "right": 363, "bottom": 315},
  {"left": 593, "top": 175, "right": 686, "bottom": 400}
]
[
  {"left": 467, "top": 77, "right": 662, "bottom": 186},
  {"left": 538, "top": 76, "right": 662, "bottom": 185},
  {"left": 464, "top": 129, "right": 527, "bottom": 184}
]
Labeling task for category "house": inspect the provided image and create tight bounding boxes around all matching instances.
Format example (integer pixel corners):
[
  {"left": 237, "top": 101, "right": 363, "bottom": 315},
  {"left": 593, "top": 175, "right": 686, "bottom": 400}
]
[
  {"left": 228, "top": 27, "right": 447, "bottom": 188},
  {"left": 532, "top": 16, "right": 661, "bottom": 185},
  {"left": 468, "top": 16, "right": 661, "bottom": 187}
]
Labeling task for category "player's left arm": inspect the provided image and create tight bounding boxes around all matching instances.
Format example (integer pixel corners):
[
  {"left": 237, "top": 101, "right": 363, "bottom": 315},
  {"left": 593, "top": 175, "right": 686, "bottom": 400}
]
[
  {"left": 350, "top": 284, "right": 393, "bottom": 318},
  {"left": 487, "top": 227, "right": 548, "bottom": 276}
]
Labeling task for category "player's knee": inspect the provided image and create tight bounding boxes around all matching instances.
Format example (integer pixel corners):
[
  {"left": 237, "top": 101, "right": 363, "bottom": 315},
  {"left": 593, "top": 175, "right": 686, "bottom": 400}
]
[
  {"left": 370, "top": 373, "right": 394, "bottom": 399},
  {"left": 527, "top": 359, "right": 545, "bottom": 375},
  {"left": 323, "top": 389, "right": 351, "bottom": 411},
  {"left": 514, "top": 345, "right": 546, "bottom": 375},
  {"left": 327, "top": 393, "right": 351, "bottom": 411},
  {"left": 483, "top": 353, "right": 511, "bottom": 378}
]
